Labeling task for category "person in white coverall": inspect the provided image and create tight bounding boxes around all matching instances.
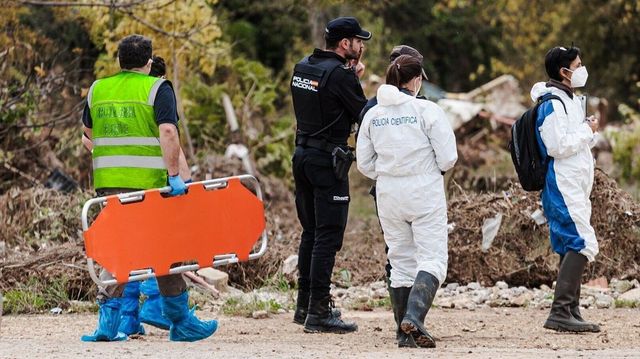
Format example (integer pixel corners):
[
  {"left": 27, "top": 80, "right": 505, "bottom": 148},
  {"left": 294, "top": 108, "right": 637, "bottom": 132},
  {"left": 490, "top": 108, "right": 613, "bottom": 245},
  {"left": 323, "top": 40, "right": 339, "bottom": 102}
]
[
  {"left": 356, "top": 55, "right": 457, "bottom": 348},
  {"left": 533, "top": 46, "right": 600, "bottom": 333}
]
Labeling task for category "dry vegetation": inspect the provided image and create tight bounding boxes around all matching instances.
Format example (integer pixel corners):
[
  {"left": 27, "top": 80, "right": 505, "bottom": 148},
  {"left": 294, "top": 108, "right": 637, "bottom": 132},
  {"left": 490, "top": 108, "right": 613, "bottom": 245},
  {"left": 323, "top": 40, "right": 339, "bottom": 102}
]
[{"left": 2, "top": 161, "right": 638, "bottom": 312}]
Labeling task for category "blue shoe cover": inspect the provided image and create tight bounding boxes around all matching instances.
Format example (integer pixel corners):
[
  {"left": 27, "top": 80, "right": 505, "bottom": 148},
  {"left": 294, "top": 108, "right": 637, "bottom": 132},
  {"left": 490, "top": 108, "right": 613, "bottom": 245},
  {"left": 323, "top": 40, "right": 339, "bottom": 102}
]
[
  {"left": 140, "top": 278, "right": 171, "bottom": 330},
  {"left": 81, "top": 298, "right": 128, "bottom": 342},
  {"left": 118, "top": 282, "right": 145, "bottom": 336},
  {"left": 140, "top": 295, "right": 171, "bottom": 330},
  {"left": 162, "top": 292, "right": 218, "bottom": 342},
  {"left": 140, "top": 277, "right": 161, "bottom": 296}
]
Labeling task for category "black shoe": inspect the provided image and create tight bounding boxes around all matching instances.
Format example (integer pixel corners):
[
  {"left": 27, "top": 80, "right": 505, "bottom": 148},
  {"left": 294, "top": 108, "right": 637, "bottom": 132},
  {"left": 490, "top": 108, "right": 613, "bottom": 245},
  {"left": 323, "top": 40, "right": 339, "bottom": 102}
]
[
  {"left": 293, "top": 306, "right": 342, "bottom": 325},
  {"left": 544, "top": 251, "right": 594, "bottom": 333},
  {"left": 389, "top": 285, "right": 416, "bottom": 348},
  {"left": 401, "top": 271, "right": 439, "bottom": 348},
  {"left": 293, "top": 307, "right": 307, "bottom": 325},
  {"left": 303, "top": 296, "right": 356, "bottom": 334}
]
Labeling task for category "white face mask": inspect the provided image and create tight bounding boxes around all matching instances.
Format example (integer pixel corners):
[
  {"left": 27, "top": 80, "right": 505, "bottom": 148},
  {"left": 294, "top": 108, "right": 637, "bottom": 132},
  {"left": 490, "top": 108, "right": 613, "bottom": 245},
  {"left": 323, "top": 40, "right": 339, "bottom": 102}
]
[{"left": 564, "top": 66, "right": 588, "bottom": 88}]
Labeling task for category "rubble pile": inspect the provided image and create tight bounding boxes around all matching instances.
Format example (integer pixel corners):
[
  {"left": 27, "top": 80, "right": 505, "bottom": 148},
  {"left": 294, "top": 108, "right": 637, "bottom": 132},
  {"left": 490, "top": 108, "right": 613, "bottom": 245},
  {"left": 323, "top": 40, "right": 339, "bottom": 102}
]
[
  {"left": 446, "top": 168, "right": 640, "bottom": 287},
  {"left": 202, "top": 277, "right": 640, "bottom": 320},
  {"left": 1, "top": 164, "right": 639, "bottom": 306},
  {"left": 330, "top": 278, "right": 640, "bottom": 311}
]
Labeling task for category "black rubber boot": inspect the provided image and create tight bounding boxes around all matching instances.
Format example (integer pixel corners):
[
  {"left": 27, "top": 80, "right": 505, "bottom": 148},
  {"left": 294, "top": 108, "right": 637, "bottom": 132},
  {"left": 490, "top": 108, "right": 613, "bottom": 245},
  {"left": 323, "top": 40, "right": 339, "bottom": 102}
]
[
  {"left": 386, "top": 280, "right": 399, "bottom": 340},
  {"left": 389, "top": 285, "right": 416, "bottom": 348},
  {"left": 304, "top": 296, "right": 357, "bottom": 334},
  {"left": 293, "top": 291, "right": 341, "bottom": 325},
  {"left": 559, "top": 255, "right": 601, "bottom": 333},
  {"left": 544, "top": 251, "right": 594, "bottom": 332},
  {"left": 570, "top": 278, "right": 601, "bottom": 332},
  {"left": 400, "top": 271, "right": 439, "bottom": 348}
]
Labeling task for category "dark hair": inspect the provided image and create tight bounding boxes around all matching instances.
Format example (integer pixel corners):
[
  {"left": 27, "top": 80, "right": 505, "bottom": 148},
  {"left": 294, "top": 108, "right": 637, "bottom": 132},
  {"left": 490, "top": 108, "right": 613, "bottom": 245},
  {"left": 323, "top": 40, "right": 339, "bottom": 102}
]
[
  {"left": 325, "top": 35, "right": 348, "bottom": 50},
  {"left": 545, "top": 46, "right": 581, "bottom": 81},
  {"left": 149, "top": 55, "right": 166, "bottom": 77},
  {"left": 118, "top": 35, "right": 152, "bottom": 70},
  {"left": 385, "top": 55, "right": 422, "bottom": 88}
]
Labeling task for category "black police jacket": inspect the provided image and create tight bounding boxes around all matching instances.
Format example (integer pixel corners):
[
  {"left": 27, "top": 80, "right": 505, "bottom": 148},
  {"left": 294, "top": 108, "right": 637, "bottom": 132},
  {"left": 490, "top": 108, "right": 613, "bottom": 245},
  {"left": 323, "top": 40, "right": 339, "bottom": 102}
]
[{"left": 291, "top": 49, "right": 367, "bottom": 146}]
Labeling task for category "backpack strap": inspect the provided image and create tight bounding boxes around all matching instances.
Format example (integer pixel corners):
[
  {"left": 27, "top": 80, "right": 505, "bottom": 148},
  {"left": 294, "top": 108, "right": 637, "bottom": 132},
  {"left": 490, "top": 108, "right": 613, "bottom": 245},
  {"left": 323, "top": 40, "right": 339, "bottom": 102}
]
[{"left": 538, "top": 93, "right": 567, "bottom": 114}]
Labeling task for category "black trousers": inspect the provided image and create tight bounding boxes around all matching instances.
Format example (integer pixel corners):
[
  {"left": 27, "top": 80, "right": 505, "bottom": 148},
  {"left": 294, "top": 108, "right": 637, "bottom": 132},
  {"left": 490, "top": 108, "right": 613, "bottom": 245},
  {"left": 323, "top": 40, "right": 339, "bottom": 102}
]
[{"left": 293, "top": 146, "right": 350, "bottom": 303}]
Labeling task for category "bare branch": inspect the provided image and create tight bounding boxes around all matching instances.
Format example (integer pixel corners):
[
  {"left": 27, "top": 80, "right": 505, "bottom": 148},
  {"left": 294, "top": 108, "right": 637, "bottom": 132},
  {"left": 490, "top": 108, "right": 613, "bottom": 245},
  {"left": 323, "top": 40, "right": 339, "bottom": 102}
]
[
  {"left": 2, "top": 161, "right": 42, "bottom": 187},
  {"left": 116, "top": 6, "right": 218, "bottom": 51},
  {"left": 143, "top": 0, "right": 175, "bottom": 11},
  {"left": 116, "top": 8, "right": 190, "bottom": 38},
  {"left": 13, "top": 0, "right": 153, "bottom": 8},
  {"left": 0, "top": 101, "right": 83, "bottom": 135}
]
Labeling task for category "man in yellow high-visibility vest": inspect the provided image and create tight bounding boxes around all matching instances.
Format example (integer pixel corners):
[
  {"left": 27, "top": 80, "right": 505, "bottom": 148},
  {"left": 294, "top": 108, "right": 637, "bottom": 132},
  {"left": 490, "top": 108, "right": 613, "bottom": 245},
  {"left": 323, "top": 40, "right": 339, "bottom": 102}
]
[{"left": 80, "top": 34, "right": 217, "bottom": 342}]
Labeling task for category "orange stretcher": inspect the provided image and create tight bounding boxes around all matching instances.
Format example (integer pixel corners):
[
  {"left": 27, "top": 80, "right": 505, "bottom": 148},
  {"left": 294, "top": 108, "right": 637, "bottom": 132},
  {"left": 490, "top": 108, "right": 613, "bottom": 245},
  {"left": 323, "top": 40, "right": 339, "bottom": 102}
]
[{"left": 81, "top": 175, "right": 267, "bottom": 286}]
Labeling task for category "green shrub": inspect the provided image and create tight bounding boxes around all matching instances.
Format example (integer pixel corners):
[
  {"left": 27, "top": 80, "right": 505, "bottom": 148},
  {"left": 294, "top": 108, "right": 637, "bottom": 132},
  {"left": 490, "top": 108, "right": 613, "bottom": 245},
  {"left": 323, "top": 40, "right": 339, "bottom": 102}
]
[
  {"left": 2, "top": 277, "right": 71, "bottom": 314},
  {"left": 221, "top": 297, "right": 284, "bottom": 317},
  {"left": 611, "top": 104, "right": 640, "bottom": 182}
]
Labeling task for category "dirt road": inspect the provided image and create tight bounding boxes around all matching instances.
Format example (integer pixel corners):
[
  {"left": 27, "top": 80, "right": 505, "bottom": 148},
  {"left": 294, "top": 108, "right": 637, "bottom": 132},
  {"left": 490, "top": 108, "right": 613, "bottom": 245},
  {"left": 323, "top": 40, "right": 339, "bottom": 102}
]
[{"left": 1, "top": 307, "right": 639, "bottom": 358}]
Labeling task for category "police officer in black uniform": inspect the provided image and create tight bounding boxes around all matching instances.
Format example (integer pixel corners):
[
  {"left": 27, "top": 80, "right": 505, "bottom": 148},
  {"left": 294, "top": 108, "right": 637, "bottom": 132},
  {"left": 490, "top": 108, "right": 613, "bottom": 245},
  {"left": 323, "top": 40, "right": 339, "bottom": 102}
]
[{"left": 290, "top": 17, "right": 371, "bottom": 334}]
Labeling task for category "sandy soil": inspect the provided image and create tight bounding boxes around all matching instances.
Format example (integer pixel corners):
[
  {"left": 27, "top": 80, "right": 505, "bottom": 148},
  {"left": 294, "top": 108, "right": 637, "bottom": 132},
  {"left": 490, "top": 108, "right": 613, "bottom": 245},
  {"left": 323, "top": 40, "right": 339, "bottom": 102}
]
[{"left": 1, "top": 307, "right": 639, "bottom": 358}]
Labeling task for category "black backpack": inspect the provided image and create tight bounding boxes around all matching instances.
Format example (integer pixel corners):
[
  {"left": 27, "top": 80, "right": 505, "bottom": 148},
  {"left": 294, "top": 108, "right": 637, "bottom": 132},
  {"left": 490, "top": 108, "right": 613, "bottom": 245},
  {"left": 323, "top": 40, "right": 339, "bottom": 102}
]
[{"left": 509, "top": 93, "right": 566, "bottom": 191}]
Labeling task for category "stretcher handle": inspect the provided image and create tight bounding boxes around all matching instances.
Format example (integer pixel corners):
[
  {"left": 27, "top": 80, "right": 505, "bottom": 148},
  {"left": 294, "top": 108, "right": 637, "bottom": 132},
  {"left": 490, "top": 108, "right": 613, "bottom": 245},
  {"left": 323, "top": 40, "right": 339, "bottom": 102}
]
[{"left": 82, "top": 174, "right": 268, "bottom": 286}]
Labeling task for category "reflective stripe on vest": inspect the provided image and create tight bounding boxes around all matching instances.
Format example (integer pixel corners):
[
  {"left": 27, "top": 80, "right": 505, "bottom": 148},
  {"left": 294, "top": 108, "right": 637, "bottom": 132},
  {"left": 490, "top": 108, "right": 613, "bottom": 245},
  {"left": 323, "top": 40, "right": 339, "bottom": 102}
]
[
  {"left": 89, "top": 71, "right": 168, "bottom": 189},
  {"left": 93, "top": 137, "right": 160, "bottom": 146},
  {"left": 93, "top": 155, "right": 166, "bottom": 169}
]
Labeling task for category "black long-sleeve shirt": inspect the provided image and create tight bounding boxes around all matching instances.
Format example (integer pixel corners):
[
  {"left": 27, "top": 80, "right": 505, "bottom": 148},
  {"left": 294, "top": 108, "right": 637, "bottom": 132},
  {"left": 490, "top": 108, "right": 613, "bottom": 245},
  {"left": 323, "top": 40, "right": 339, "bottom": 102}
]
[{"left": 303, "top": 49, "right": 367, "bottom": 145}]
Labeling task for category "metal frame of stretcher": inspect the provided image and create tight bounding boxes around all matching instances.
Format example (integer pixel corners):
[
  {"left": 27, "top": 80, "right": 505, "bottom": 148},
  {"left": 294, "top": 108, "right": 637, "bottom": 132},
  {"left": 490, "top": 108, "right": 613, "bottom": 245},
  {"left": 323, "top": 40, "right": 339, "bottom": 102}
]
[{"left": 81, "top": 174, "right": 268, "bottom": 287}]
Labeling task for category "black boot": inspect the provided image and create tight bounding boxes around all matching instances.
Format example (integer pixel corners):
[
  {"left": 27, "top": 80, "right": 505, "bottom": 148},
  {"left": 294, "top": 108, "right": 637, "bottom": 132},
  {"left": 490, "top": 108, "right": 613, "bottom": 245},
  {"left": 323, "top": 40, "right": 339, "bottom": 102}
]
[
  {"left": 544, "top": 251, "right": 594, "bottom": 332},
  {"left": 570, "top": 280, "right": 601, "bottom": 332},
  {"left": 389, "top": 285, "right": 416, "bottom": 348},
  {"left": 386, "top": 279, "right": 399, "bottom": 340},
  {"left": 400, "top": 271, "right": 439, "bottom": 348},
  {"left": 293, "top": 290, "right": 310, "bottom": 325},
  {"left": 293, "top": 291, "right": 341, "bottom": 325},
  {"left": 558, "top": 254, "right": 598, "bottom": 331},
  {"left": 304, "top": 296, "right": 357, "bottom": 334}
]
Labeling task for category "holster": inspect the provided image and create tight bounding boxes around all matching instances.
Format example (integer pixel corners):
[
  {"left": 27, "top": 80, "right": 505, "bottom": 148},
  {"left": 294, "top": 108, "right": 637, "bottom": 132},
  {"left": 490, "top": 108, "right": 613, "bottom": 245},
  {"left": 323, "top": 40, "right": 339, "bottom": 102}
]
[{"left": 331, "top": 146, "right": 355, "bottom": 181}]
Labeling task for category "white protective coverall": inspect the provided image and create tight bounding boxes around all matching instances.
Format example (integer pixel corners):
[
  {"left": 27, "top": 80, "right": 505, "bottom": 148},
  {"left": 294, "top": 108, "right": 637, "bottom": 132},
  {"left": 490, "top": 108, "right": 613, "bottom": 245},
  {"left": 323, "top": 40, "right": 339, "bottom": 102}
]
[
  {"left": 357, "top": 84, "right": 457, "bottom": 287},
  {"left": 531, "top": 82, "right": 599, "bottom": 261}
]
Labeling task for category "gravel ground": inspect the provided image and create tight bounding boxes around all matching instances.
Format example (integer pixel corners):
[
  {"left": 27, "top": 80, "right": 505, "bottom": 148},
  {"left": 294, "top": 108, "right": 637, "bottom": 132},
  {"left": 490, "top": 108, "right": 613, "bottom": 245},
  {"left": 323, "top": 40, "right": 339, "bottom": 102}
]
[{"left": 1, "top": 307, "right": 639, "bottom": 358}]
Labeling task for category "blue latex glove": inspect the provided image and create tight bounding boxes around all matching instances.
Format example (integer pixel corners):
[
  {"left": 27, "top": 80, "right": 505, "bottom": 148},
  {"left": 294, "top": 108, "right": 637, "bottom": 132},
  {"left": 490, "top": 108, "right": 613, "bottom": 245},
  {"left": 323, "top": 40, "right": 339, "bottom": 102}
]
[{"left": 168, "top": 175, "right": 187, "bottom": 196}]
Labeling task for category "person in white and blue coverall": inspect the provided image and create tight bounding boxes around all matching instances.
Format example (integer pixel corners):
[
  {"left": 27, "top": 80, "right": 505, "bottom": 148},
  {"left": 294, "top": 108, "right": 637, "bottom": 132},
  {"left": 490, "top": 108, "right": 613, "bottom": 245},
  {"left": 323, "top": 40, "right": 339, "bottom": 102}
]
[
  {"left": 357, "top": 55, "right": 457, "bottom": 348},
  {"left": 532, "top": 46, "right": 600, "bottom": 333}
]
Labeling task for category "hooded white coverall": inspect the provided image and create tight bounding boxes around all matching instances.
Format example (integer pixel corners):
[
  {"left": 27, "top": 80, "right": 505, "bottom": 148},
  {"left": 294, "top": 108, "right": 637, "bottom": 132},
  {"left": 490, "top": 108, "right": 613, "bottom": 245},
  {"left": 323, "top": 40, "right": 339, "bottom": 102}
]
[
  {"left": 357, "top": 84, "right": 457, "bottom": 287},
  {"left": 531, "top": 82, "right": 599, "bottom": 261}
]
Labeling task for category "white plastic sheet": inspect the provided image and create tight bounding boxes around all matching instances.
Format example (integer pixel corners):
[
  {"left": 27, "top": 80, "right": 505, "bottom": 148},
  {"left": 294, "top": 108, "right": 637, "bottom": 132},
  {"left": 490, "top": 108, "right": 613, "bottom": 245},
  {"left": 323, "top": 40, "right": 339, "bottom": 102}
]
[{"left": 481, "top": 213, "right": 503, "bottom": 252}]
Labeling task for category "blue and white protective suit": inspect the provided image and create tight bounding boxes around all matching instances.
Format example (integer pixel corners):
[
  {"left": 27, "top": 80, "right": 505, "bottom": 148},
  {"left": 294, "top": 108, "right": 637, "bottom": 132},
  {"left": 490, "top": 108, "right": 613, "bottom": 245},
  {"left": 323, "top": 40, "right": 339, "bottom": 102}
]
[
  {"left": 356, "top": 84, "right": 457, "bottom": 287},
  {"left": 531, "top": 82, "right": 599, "bottom": 261}
]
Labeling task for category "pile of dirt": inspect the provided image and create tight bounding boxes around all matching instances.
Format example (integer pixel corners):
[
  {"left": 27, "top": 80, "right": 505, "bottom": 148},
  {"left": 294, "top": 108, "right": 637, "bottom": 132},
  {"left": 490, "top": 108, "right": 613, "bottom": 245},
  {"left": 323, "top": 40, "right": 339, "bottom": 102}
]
[
  {"left": 0, "top": 166, "right": 306, "bottom": 299},
  {"left": 0, "top": 186, "right": 93, "bottom": 301},
  {"left": 0, "top": 243, "right": 92, "bottom": 303},
  {"left": 2, "top": 167, "right": 639, "bottom": 304},
  {"left": 0, "top": 186, "right": 91, "bottom": 249},
  {"left": 446, "top": 168, "right": 640, "bottom": 287}
]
